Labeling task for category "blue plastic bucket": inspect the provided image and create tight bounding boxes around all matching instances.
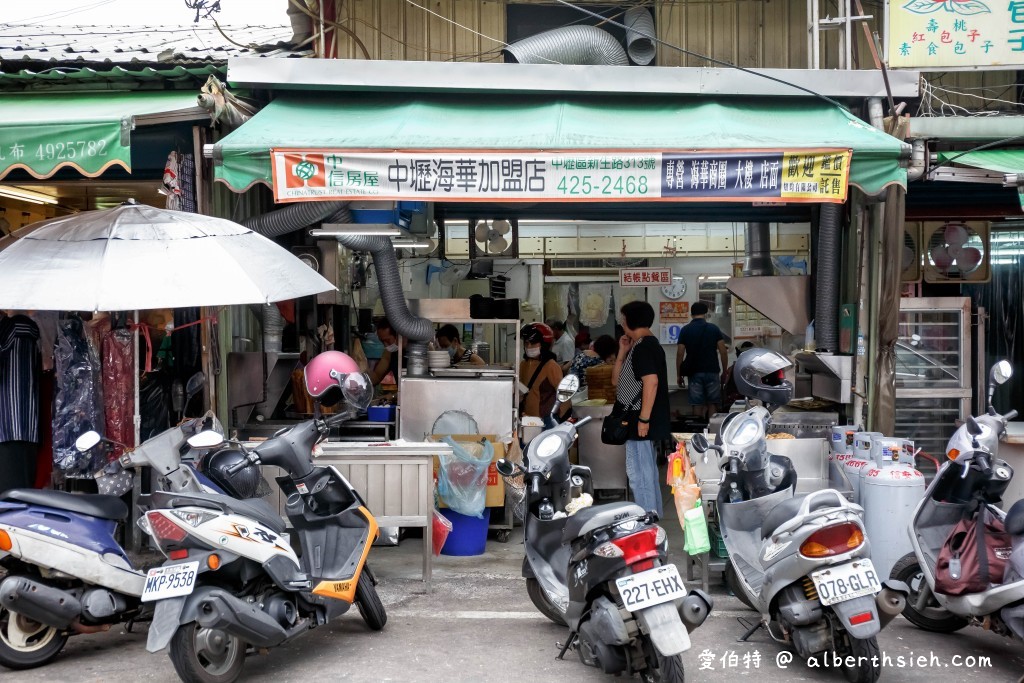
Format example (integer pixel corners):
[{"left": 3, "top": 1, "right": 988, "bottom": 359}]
[{"left": 439, "top": 508, "right": 491, "bottom": 556}]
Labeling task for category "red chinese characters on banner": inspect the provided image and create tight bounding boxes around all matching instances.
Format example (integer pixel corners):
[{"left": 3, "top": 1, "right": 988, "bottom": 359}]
[{"left": 619, "top": 268, "right": 672, "bottom": 287}]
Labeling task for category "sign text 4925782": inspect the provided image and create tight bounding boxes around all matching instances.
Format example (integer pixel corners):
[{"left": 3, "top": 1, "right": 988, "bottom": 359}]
[{"left": 271, "top": 149, "right": 852, "bottom": 204}]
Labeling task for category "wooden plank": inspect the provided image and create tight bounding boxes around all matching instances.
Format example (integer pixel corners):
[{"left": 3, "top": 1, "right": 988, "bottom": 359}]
[
  {"left": 711, "top": 0, "right": 737, "bottom": 66},
  {"left": 655, "top": 2, "right": 682, "bottom": 67},
  {"left": 378, "top": 0, "right": 405, "bottom": 60},
  {"left": 401, "top": 463, "right": 422, "bottom": 516},
  {"left": 347, "top": 463, "right": 369, "bottom": 499},
  {"left": 789, "top": 0, "right": 805, "bottom": 68},
  {"left": 405, "top": 0, "right": 428, "bottom": 61},
  {"left": 479, "top": 0, "right": 505, "bottom": 62},
  {"left": 453, "top": 0, "right": 479, "bottom": 61},
  {"left": 366, "top": 463, "right": 387, "bottom": 515},
  {"left": 685, "top": 0, "right": 710, "bottom": 68}
]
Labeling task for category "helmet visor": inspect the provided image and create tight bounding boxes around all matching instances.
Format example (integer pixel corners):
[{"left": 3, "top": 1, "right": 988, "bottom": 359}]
[{"left": 331, "top": 370, "right": 374, "bottom": 411}]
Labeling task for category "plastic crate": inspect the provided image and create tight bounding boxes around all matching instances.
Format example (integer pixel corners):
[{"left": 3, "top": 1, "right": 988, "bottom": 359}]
[{"left": 710, "top": 526, "right": 729, "bottom": 558}]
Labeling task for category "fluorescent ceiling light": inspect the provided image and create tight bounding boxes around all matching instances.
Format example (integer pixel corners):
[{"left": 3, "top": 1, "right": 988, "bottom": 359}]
[
  {"left": 392, "top": 239, "right": 432, "bottom": 250},
  {"left": 0, "top": 186, "right": 59, "bottom": 205},
  {"left": 311, "top": 223, "right": 400, "bottom": 237}
]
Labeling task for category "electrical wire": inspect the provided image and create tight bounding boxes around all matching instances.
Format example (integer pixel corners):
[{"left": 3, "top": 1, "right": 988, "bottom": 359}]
[
  {"left": 5, "top": 0, "right": 119, "bottom": 26},
  {"left": 551, "top": 0, "right": 845, "bottom": 109}
]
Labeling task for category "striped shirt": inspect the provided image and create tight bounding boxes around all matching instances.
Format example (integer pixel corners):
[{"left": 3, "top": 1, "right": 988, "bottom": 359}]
[{"left": 0, "top": 314, "right": 41, "bottom": 443}]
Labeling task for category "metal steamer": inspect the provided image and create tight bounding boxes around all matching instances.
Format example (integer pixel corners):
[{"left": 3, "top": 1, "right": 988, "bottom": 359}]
[{"left": 498, "top": 376, "right": 712, "bottom": 682}]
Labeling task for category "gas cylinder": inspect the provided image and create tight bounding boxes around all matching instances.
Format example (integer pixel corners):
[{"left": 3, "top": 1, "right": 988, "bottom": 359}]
[
  {"left": 844, "top": 431, "right": 881, "bottom": 503},
  {"left": 860, "top": 463, "right": 926, "bottom": 580},
  {"left": 829, "top": 425, "right": 857, "bottom": 491},
  {"left": 857, "top": 436, "right": 903, "bottom": 498}
]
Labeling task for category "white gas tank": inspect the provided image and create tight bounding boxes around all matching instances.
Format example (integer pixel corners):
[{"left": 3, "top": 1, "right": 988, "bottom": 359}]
[
  {"left": 829, "top": 426, "right": 858, "bottom": 492},
  {"left": 861, "top": 463, "right": 926, "bottom": 580},
  {"left": 844, "top": 431, "right": 881, "bottom": 503}
]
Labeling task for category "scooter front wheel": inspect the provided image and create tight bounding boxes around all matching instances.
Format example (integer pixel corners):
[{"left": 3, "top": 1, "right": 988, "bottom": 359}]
[
  {"left": 725, "top": 563, "right": 756, "bottom": 611},
  {"left": 526, "top": 578, "right": 567, "bottom": 626},
  {"left": 890, "top": 553, "right": 968, "bottom": 633},
  {"left": 356, "top": 571, "right": 387, "bottom": 631},
  {"left": 0, "top": 605, "right": 68, "bottom": 670},
  {"left": 168, "top": 621, "right": 245, "bottom": 683}
]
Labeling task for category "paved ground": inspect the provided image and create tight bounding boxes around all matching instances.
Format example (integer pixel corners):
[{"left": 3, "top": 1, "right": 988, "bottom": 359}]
[{"left": 8, "top": 520, "right": 1024, "bottom": 683}]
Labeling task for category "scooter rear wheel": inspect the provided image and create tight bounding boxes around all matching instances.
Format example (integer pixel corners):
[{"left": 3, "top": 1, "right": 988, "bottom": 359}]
[
  {"left": 168, "top": 621, "right": 245, "bottom": 683},
  {"left": 355, "top": 571, "right": 388, "bottom": 631},
  {"left": 840, "top": 635, "right": 880, "bottom": 683},
  {"left": 890, "top": 553, "right": 968, "bottom": 633},
  {"left": 526, "top": 578, "right": 567, "bottom": 626},
  {"left": 655, "top": 653, "right": 686, "bottom": 683},
  {"left": 0, "top": 605, "right": 68, "bottom": 670}
]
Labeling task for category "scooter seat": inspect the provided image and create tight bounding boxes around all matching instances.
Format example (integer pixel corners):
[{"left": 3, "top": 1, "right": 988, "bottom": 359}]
[
  {"left": 2, "top": 488, "right": 128, "bottom": 521},
  {"left": 562, "top": 503, "right": 647, "bottom": 543},
  {"left": 760, "top": 493, "right": 842, "bottom": 539}
]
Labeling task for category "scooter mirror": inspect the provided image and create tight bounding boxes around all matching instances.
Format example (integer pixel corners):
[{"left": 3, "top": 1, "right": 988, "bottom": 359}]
[
  {"left": 187, "top": 430, "right": 225, "bottom": 450},
  {"left": 495, "top": 458, "right": 516, "bottom": 477},
  {"left": 556, "top": 375, "right": 580, "bottom": 403},
  {"left": 991, "top": 360, "right": 1012, "bottom": 386},
  {"left": 75, "top": 431, "right": 102, "bottom": 453},
  {"left": 690, "top": 433, "right": 709, "bottom": 454}
]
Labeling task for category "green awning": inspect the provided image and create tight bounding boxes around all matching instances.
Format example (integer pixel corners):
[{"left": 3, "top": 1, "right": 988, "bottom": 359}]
[
  {"left": 937, "top": 149, "right": 1024, "bottom": 175},
  {"left": 213, "top": 94, "right": 908, "bottom": 197},
  {"left": 0, "top": 91, "right": 208, "bottom": 180}
]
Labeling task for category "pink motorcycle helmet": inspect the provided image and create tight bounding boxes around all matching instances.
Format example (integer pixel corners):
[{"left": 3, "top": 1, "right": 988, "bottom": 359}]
[{"left": 303, "top": 351, "right": 372, "bottom": 409}]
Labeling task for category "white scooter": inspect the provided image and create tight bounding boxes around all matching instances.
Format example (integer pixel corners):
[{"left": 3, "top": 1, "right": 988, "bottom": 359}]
[
  {"left": 0, "top": 416, "right": 227, "bottom": 671},
  {"left": 890, "top": 360, "right": 1024, "bottom": 640},
  {"left": 689, "top": 349, "right": 908, "bottom": 683}
]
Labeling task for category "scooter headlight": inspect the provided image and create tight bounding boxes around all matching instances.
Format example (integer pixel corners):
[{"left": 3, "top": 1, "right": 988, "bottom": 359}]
[{"left": 534, "top": 434, "right": 562, "bottom": 459}]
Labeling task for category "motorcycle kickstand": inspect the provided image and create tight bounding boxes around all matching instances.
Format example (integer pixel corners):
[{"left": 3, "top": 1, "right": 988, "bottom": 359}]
[
  {"left": 737, "top": 617, "right": 764, "bottom": 642},
  {"left": 556, "top": 632, "right": 578, "bottom": 660}
]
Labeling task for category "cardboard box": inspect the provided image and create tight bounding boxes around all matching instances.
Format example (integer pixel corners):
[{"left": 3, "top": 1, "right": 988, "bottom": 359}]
[{"left": 429, "top": 434, "right": 506, "bottom": 509}]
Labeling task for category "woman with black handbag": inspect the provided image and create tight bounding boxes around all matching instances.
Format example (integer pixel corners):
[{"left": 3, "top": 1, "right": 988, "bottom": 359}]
[{"left": 611, "top": 301, "right": 668, "bottom": 518}]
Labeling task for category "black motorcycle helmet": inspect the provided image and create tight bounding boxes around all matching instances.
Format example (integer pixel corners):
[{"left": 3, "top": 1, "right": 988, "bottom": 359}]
[
  {"left": 204, "top": 447, "right": 263, "bottom": 499},
  {"left": 733, "top": 349, "right": 794, "bottom": 409}
]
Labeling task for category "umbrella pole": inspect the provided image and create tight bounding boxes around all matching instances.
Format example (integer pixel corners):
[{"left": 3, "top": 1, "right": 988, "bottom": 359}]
[{"left": 130, "top": 309, "right": 142, "bottom": 553}]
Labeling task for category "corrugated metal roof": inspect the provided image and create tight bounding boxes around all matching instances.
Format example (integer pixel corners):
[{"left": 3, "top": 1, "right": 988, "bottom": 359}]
[
  {"left": 0, "top": 23, "right": 309, "bottom": 64},
  {"left": 0, "top": 64, "right": 224, "bottom": 87}
]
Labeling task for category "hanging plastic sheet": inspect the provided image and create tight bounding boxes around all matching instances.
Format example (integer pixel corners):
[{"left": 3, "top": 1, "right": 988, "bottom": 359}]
[
  {"left": 102, "top": 328, "right": 135, "bottom": 461},
  {"left": 53, "top": 316, "right": 105, "bottom": 475},
  {"left": 613, "top": 285, "right": 644, "bottom": 311},
  {"left": 578, "top": 284, "right": 612, "bottom": 328},
  {"left": 544, "top": 283, "right": 570, "bottom": 324}
]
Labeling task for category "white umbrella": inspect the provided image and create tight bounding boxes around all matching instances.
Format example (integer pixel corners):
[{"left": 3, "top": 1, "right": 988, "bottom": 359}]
[{"left": 0, "top": 202, "right": 335, "bottom": 310}]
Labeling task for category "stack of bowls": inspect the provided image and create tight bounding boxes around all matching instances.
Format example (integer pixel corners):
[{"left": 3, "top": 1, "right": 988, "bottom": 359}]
[{"left": 428, "top": 350, "right": 451, "bottom": 370}]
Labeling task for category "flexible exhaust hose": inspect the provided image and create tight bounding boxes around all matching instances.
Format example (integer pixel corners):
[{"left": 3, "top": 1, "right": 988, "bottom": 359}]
[
  {"left": 334, "top": 235, "right": 434, "bottom": 342},
  {"left": 815, "top": 203, "right": 842, "bottom": 352},
  {"left": 742, "top": 222, "right": 774, "bottom": 276},
  {"left": 503, "top": 25, "right": 628, "bottom": 66},
  {"left": 242, "top": 201, "right": 348, "bottom": 238},
  {"left": 624, "top": 7, "right": 656, "bottom": 65},
  {"left": 249, "top": 303, "right": 286, "bottom": 353}
]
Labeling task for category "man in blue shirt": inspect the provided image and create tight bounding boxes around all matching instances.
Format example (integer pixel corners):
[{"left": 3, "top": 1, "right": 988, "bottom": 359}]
[{"left": 676, "top": 302, "right": 728, "bottom": 420}]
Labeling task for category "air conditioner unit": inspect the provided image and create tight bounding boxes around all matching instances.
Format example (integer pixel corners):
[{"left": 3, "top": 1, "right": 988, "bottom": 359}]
[
  {"left": 922, "top": 221, "right": 990, "bottom": 284},
  {"left": 901, "top": 224, "right": 921, "bottom": 283},
  {"left": 546, "top": 257, "right": 650, "bottom": 276}
]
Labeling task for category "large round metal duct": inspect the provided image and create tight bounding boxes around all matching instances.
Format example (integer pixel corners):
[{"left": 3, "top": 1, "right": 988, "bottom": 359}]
[
  {"left": 503, "top": 25, "right": 628, "bottom": 66},
  {"left": 624, "top": 7, "right": 656, "bottom": 65}
]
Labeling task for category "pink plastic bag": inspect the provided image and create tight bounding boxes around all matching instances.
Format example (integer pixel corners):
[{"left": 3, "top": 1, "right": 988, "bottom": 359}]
[{"left": 432, "top": 510, "right": 453, "bottom": 556}]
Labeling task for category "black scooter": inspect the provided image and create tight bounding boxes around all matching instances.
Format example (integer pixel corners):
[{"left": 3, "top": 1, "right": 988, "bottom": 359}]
[{"left": 498, "top": 376, "right": 712, "bottom": 682}]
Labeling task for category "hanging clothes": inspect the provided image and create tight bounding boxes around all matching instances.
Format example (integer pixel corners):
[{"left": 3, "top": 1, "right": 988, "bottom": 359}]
[
  {"left": 102, "top": 328, "right": 135, "bottom": 460},
  {"left": 53, "top": 315, "right": 105, "bottom": 475},
  {"left": 0, "top": 314, "right": 41, "bottom": 492}
]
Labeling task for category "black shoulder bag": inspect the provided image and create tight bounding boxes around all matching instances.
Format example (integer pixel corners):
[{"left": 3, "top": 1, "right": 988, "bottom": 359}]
[{"left": 601, "top": 350, "right": 643, "bottom": 446}]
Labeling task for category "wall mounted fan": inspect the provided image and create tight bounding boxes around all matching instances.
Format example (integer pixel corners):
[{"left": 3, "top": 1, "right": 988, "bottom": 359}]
[
  {"left": 469, "top": 219, "right": 518, "bottom": 258},
  {"left": 923, "top": 221, "right": 990, "bottom": 284}
]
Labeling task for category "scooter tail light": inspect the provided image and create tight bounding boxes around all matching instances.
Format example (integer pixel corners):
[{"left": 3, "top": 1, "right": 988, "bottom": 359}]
[
  {"left": 0, "top": 529, "right": 11, "bottom": 552},
  {"left": 849, "top": 611, "right": 874, "bottom": 626},
  {"left": 146, "top": 511, "right": 188, "bottom": 545},
  {"left": 611, "top": 528, "right": 661, "bottom": 566},
  {"left": 799, "top": 522, "right": 864, "bottom": 558},
  {"left": 654, "top": 525, "right": 667, "bottom": 546},
  {"left": 594, "top": 542, "right": 624, "bottom": 558}
]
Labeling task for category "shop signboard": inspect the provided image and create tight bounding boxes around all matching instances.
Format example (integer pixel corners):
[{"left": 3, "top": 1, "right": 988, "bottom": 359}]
[
  {"left": 270, "top": 149, "right": 851, "bottom": 204},
  {"left": 659, "top": 301, "right": 690, "bottom": 322},
  {"left": 620, "top": 268, "right": 672, "bottom": 287},
  {"left": 887, "top": 0, "right": 1024, "bottom": 69}
]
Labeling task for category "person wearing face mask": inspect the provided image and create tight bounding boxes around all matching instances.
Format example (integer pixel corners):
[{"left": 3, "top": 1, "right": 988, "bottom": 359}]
[
  {"left": 369, "top": 317, "right": 403, "bottom": 387},
  {"left": 435, "top": 324, "right": 485, "bottom": 367},
  {"left": 518, "top": 323, "right": 563, "bottom": 429}
]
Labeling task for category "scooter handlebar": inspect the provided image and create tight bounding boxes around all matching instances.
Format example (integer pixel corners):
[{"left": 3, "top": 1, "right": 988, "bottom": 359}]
[
  {"left": 226, "top": 452, "right": 258, "bottom": 475},
  {"left": 1005, "top": 409, "right": 1019, "bottom": 422}
]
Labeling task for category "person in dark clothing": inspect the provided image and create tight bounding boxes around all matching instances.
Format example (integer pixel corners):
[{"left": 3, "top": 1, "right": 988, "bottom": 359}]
[
  {"left": 676, "top": 301, "right": 728, "bottom": 420},
  {"left": 369, "top": 317, "right": 401, "bottom": 386},
  {"left": 0, "top": 313, "right": 41, "bottom": 492},
  {"left": 435, "top": 324, "right": 484, "bottom": 366},
  {"left": 612, "top": 301, "right": 667, "bottom": 518},
  {"left": 723, "top": 341, "right": 756, "bottom": 405}
]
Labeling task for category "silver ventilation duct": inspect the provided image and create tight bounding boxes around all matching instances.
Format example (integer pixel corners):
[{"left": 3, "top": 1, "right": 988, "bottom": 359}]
[
  {"left": 624, "top": 7, "right": 656, "bottom": 65},
  {"left": 503, "top": 25, "right": 629, "bottom": 66},
  {"left": 743, "top": 222, "right": 775, "bottom": 276}
]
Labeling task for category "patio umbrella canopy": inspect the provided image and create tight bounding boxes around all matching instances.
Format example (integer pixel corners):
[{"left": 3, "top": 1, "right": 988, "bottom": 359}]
[{"left": 0, "top": 202, "right": 335, "bottom": 310}]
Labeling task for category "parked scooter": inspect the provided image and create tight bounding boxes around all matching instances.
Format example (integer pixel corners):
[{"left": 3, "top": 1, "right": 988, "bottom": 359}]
[
  {"left": 890, "top": 359, "right": 1024, "bottom": 639},
  {"left": 689, "top": 349, "right": 909, "bottom": 683},
  {"left": 139, "top": 351, "right": 386, "bottom": 683},
  {"left": 498, "top": 375, "right": 712, "bottom": 683},
  {"left": 0, "top": 414, "right": 227, "bottom": 671}
]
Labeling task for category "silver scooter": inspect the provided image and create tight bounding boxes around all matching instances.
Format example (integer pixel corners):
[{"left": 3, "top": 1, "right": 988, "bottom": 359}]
[
  {"left": 890, "top": 360, "right": 1024, "bottom": 640},
  {"left": 689, "top": 351, "right": 908, "bottom": 683}
]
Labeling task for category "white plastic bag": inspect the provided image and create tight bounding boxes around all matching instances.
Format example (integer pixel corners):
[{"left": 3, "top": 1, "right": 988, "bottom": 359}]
[{"left": 437, "top": 436, "right": 494, "bottom": 518}]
